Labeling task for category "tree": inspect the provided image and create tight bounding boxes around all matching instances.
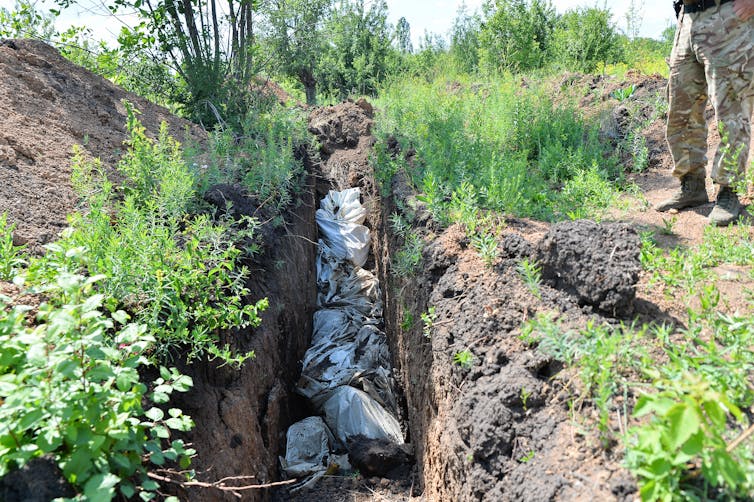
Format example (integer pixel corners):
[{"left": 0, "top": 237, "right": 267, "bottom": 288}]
[
  {"left": 263, "top": 0, "right": 332, "bottom": 105},
  {"left": 450, "top": 3, "right": 481, "bottom": 73},
  {"left": 478, "top": 0, "right": 556, "bottom": 73},
  {"left": 395, "top": 16, "right": 412, "bottom": 53},
  {"left": 550, "top": 7, "right": 621, "bottom": 73},
  {"left": 55, "top": 0, "right": 261, "bottom": 127},
  {"left": 316, "top": 0, "right": 396, "bottom": 99}
]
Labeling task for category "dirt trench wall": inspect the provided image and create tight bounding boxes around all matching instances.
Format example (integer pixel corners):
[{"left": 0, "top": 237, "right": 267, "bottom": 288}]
[{"left": 170, "top": 182, "right": 318, "bottom": 502}]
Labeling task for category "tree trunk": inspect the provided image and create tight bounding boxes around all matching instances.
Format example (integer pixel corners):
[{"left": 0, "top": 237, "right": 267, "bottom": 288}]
[
  {"left": 305, "top": 84, "right": 317, "bottom": 105},
  {"left": 299, "top": 67, "right": 317, "bottom": 105}
]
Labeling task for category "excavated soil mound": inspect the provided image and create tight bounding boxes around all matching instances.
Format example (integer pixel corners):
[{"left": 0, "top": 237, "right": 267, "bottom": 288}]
[
  {"left": 0, "top": 39, "right": 205, "bottom": 250},
  {"left": 0, "top": 456, "right": 74, "bottom": 502},
  {"left": 381, "top": 222, "right": 637, "bottom": 502},
  {"left": 536, "top": 220, "right": 641, "bottom": 315}
]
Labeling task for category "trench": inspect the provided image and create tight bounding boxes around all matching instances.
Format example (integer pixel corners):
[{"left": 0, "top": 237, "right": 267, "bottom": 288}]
[{"left": 181, "top": 99, "right": 639, "bottom": 502}]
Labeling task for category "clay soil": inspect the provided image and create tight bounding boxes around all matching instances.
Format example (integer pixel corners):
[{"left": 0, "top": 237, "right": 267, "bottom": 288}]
[{"left": 3, "top": 40, "right": 754, "bottom": 502}]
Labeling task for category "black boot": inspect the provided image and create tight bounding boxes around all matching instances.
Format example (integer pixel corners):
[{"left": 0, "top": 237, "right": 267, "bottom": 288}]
[
  {"left": 708, "top": 186, "right": 742, "bottom": 226},
  {"left": 654, "top": 172, "right": 709, "bottom": 212}
]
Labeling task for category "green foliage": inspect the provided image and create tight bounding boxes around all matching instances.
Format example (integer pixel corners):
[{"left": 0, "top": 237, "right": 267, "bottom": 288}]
[
  {"left": 627, "top": 375, "right": 750, "bottom": 502},
  {"left": 392, "top": 231, "right": 424, "bottom": 278},
  {"left": 471, "top": 232, "right": 498, "bottom": 268},
  {"left": 203, "top": 103, "right": 309, "bottom": 210},
  {"left": 610, "top": 84, "right": 636, "bottom": 101},
  {"left": 516, "top": 258, "right": 542, "bottom": 299},
  {"left": 101, "top": 0, "right": 260, "bottom": 126},
  {"left": 29, "top": 104, "right": 268, "bottom": 365},
  {"left": 550, "top": 7, "right": 621, "bottom": 73},
  {"left": 0, "top": 0, "right": 56, "bottom": 39},
  {"left": 0, "top": 273, "right": 194, "bottom": 500},
  {"left": 0, "top": 214, "right": 25, "bottom": 281},
  {"left": 421, "top": 306, "right": 437, "bottom": 339},
  {"left": 453, "top": 349, "right": 474, "bottom": 368},
  {"left": 449, "top": 4, "right": 481, "bottom": 74},
  {"left": 374, "top": 76, "right": 622, "bottom": 226},
  {"left": 478, "top": 0, "right": 556, "bottom": 73},
  {"left": 317, "top": 0, "right": 397, "bottom": 99},
  {"left": 263, "top": 0, "right": 333, "bottom": 104}
]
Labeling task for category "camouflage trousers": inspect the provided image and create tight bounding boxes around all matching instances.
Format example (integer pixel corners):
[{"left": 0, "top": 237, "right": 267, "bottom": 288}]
[{"left": 667, "top": 1, "right": 754, "bottom": 186}]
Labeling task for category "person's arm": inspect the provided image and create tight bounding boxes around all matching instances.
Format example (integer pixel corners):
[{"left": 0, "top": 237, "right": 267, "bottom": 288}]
[{"left": 734, "top": 0, "right": 754, "bottom": 20}]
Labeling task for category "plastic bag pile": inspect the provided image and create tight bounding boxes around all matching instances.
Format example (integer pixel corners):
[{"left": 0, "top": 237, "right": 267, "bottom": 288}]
[{"left": 281, "top": 188, "right": 403, "bottom": 479}]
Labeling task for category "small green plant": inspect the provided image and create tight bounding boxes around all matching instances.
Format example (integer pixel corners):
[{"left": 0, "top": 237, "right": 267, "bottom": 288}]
[
  {"left": 0, "top": 213, "right": 25, "bottom": 280},
  {"left": 520, "top": 387, "right": 532, "bottom": 411},
  {"left": 660, "top": 216, "right": 677, "bottom": 235},
  {"left": 421, "top": 306, "right": 438, "bottom": 339},
  {"left": 401, "top": 310, "right": 415, "bottom": 331},
  {"left": 389, "top": 212, "right": 412, "bottom": 238},
  {"left": 610, "top": 84, "right": 636, "bottom": 102},
  {"left": 453, "top": 349, "right": 474, "bottom": 369},
  {"left": 517, "top": 258, "right": 542, "bottom": 299},
  {"left": 392, "top": 231, "right": 424, "bottom": 278},
  {"left": 471, "top": 232, "right": 498, "bottom": 268},
  {"left": 519, "top": 450, "right": 536, "bottom": 463}
]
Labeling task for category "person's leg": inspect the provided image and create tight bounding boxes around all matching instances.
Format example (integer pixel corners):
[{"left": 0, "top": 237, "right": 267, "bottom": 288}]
[
  {"left": 701, "top": 3, "right": 754, "bottom": 224},
  {"left": 657, "top": 12, "right": 710, "bottom": 212}
]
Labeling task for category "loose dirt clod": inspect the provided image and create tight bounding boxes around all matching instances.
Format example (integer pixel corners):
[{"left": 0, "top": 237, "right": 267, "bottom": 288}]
[
  {"left": 536, "top": 220, "right": 641, "bottom": 314},
  {"left": 347, "top": 435, "right": 413, "bottom": 478}
]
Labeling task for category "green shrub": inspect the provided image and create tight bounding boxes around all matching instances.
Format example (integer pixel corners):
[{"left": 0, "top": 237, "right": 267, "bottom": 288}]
[
  {"left": 0, "top": 273, "right": 194, "bottom": 500},
  {"left": 29, "top": 103, "right": 268, "bottom": 365},
  {"left": 0, "top": 213, "right": 25, "bottom": 280}
]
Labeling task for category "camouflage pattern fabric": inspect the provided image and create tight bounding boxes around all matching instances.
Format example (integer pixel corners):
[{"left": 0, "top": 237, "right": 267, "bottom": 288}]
[{"left": 667, "top": 1, "right": 754, "bottom": 185}]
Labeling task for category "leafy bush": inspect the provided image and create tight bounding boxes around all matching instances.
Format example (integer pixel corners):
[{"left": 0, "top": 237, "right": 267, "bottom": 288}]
[
  {"left": 0, "top": 273, "right": 194, "bottom": 500},
  {"left": 478, "top": 0, "right": 556, "bottom": 73},
  {"left": 30, "top": 103, "right": 268, "bottom": 365},
  {"left": 549, "top": 7, "right": 622, "bottom": 73}
]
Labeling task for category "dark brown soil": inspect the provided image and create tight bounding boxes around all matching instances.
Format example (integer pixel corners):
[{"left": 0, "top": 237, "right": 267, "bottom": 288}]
[{"left": 0, "top": 456, "right": 74, "bottom": 502}]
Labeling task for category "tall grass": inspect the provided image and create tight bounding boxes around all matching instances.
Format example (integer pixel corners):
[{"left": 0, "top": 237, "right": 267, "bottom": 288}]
[{"left": 373, "top": 75, "right": 623, "bottom": 224}]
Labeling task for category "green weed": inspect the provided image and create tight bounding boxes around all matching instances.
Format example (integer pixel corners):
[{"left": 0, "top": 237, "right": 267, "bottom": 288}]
[
  {"left": 0, "top": 213, "right": 25, "bottom": 280},
  {"left": 610, "top": 84, "right": 636, "bottom": 101},
  {"left": 421, "top": 306, "right": 438, "bottom": 339},
  {"left": 517, "top": 258, "right": 542, "bottom": 299},
  {"left": 453, "top": 349, "right": 474, "bottom": 369},
  {"left": 373, "top": 76, "right": 622, "bottom": 225},
  {"left": 24, "top": 105, "right": 268, "bottom": 366},
  {"left": 471, "top": 232, "right": 498, "bottom": 268}
]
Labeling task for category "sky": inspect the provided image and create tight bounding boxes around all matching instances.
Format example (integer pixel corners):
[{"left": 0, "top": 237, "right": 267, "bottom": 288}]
[{"left": 0, "top": 0, "right": 675, "bottom": 46}]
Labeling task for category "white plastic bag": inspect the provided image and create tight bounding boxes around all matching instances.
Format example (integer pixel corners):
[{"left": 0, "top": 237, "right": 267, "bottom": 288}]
[
  {"left": 316, "top": 188, "right": 370, "bottom": 267},
  {"left": 280, "top": 417, "right": 333, "bottom": 477},
  {"left": 322, "top": 386, "right": 404, "bottom": 446}
]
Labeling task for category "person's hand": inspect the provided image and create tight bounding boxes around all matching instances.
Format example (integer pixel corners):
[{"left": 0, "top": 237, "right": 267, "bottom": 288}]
[{"left": 734, "top": 0, "right": 754, "bottom": 21}]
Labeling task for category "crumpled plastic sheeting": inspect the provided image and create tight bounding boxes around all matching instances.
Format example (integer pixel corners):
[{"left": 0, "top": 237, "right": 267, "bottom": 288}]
[
  {"left": 298, "top": 311, "right": 394, "bottom": 410},
  {"left": 315, "top": 188, "right": 370, "bottom": 268},
  {"left": 284, "top": 188, "right": 403, "bottom": 479},
  {"left": 322, "top": 386, "right": 404, "bottom": 445},
  {"left": 280, "top": 417, "right": 333, "bottom": 477},
  {"left": 316, "top": 243, "right": 382, "bottom": 316}
]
